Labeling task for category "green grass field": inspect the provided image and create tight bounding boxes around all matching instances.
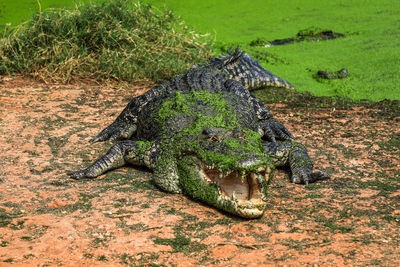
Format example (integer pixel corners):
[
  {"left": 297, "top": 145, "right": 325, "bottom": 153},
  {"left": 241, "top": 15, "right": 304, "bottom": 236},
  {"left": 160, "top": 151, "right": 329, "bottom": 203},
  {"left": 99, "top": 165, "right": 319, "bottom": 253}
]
[
  {"left": 0, "top": 0, "right": 90, "bottom": 28},
  {"left": 1, "top": 0, "right": 399, "bottom": 101}
]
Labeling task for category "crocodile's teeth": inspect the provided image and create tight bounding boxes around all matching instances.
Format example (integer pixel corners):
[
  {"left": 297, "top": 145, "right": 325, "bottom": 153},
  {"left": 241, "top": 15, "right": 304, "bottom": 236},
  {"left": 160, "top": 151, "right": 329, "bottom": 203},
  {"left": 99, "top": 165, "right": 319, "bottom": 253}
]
[
  {"left": 237, "top": 199, "right": 251, "bottom": 208},
  {"left": 221, "top": 195, "right": 230, "bottom": 201},
  {"left": 249, "top": 172, "right": 257, "bottom": 183},
  {"left": 257, "top": 166, "right": 265, "bottom": 172},
  {"left": 266, "top": 166, "right": 271, "bottom": 174},
  {"left": 226, "top": 170, "right": 233, "bottom": 177},
  {"left": 199, "top": 169, "right": 211, "bottom": 183},
  {"left": 232, "top": 191, "right": 238, "bottom": 202},
  {"left": 225, "top": 170, "right": 233, "bottom": 177},
  {"left": 258, "top": 173, "right": 267, "bottom": 185}
]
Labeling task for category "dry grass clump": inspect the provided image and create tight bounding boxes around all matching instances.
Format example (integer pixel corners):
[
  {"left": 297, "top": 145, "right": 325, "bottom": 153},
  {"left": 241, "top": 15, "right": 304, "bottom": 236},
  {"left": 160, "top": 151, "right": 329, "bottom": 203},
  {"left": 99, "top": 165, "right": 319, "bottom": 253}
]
[{"left": 0, "top": 0, "right": 214, "bottom": 83}]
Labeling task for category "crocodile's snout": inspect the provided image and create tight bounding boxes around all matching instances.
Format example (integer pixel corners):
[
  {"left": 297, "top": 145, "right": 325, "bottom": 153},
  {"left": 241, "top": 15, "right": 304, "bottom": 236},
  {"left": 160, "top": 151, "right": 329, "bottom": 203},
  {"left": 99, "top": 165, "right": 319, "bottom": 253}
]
[{"left": 188, "top": 156, "right": 272, "bottom": 218}]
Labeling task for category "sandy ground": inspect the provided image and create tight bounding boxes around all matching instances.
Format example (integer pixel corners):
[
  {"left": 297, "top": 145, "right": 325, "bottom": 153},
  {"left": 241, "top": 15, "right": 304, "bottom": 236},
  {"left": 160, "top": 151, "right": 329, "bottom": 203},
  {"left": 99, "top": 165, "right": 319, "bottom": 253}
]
[{"left": 0, "top": 76, "right": 399, "bottom": 266}]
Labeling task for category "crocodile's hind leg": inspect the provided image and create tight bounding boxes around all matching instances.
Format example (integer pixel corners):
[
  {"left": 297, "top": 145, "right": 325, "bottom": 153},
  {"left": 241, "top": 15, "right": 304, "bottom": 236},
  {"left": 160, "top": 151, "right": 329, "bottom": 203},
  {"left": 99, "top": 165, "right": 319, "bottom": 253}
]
[
  {"left": 91, "top": 82, "right": 170, "bottom": 143},
  {"left": 263, "top": 141, "right": 330, "bottom": 184},
  {"left": 68, "top": 140, "right": 158, "bottom": 179},
  {"left": 91, "top": 105, "right": 137, "bottom": 143},
  {"left": 225, "top": 79, "right": 294, "bottom": 142}
]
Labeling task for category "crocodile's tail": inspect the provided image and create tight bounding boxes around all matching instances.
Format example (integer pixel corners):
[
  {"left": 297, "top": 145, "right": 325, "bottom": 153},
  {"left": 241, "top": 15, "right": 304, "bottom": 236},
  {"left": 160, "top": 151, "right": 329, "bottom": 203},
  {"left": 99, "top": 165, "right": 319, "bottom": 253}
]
[{"left": 209, "top": 48, "right": 294, "bottom": 90}]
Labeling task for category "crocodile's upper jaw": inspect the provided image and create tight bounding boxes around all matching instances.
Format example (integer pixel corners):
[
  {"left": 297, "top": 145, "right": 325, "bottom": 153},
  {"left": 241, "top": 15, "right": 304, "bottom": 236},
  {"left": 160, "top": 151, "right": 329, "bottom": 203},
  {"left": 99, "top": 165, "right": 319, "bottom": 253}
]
[{"left": 198, "top": 160, "right": 271, "bottom": 218}]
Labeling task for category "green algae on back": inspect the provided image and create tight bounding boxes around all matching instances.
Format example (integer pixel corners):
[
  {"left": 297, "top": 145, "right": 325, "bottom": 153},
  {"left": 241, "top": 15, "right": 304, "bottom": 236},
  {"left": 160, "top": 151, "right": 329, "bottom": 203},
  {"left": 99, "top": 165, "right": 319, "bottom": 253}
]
[
  {"left": 155, "top": 90, "right": 272, "bottom": 171},
  {"left": 156, "top": 90, "right": 238, "bottom": 134}
]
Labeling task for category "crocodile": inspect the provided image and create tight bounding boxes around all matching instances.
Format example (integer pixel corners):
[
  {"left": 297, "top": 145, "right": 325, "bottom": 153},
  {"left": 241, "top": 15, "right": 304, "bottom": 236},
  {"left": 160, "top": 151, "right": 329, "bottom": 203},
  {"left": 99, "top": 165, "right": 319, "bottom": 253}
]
[
  {"left": 68, "top": 49, "right": 329, "bottom": 218},
  {"left": 317, "top": 68, "right": 348, "bottom": 80}
]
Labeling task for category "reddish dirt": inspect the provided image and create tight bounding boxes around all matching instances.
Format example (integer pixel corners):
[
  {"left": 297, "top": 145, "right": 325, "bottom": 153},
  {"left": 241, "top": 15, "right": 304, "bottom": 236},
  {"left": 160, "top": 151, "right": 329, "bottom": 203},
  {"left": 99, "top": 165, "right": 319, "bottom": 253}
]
[{"left": 0, "top": 76, "right": 399, "bottom": 266}]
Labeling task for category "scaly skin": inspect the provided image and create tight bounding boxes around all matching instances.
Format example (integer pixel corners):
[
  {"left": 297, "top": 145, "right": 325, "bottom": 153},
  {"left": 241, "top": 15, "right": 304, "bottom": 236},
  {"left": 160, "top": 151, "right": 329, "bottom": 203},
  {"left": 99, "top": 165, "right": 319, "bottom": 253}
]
[
  {"left": 208, "top": 49, "right": 294, "bottom": 90},
  {"left": 91, "top": 48, "right": 294, "bottom": 143},
  {"left": 68, "top": 56, "right": 329, "bottom": 218}
]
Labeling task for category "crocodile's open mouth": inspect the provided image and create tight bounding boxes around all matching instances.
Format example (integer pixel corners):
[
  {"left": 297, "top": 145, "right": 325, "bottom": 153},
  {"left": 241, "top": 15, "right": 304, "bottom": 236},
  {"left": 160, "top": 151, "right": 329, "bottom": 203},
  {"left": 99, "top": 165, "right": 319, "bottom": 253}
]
[{"left": 198, "top": 161, "right": 271, "bottom": 217}]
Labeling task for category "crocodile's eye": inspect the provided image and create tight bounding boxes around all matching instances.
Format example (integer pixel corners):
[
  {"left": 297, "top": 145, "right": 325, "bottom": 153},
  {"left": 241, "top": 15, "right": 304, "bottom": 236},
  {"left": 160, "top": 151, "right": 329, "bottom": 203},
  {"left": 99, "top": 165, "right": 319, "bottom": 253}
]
[
  {"left": 233, "top": 129, "right": 247, "bottom": 140},
  {"left": 208, "top": 135, "right": 221, "bottom": 142},
  {"left": 203, "top": 128, "right": 221, "bottom": 142}
]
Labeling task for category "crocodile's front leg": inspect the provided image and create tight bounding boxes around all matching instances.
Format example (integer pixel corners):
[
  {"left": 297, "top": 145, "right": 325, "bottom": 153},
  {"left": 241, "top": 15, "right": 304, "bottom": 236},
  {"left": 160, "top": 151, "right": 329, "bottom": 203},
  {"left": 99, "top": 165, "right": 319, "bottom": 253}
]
[
  {"left": 264, "top": 141, "right": 330, "bottom": 184},
  {"left": 68, "top": 140, "right": 158, "bottom": 179},
  {"left": 153, "top": 155, "right": 182, "bottom": 194}
]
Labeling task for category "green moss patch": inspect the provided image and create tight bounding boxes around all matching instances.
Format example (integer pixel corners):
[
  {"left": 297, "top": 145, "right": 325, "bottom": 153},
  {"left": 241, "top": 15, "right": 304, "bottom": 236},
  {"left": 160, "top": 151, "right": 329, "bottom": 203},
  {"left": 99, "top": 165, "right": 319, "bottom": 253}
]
[
  {"left": 156, "top": 90, "right": 272, "bottom": 170},
  {"left": 153, "top": 230, "right": 207, "bottom": 253}
]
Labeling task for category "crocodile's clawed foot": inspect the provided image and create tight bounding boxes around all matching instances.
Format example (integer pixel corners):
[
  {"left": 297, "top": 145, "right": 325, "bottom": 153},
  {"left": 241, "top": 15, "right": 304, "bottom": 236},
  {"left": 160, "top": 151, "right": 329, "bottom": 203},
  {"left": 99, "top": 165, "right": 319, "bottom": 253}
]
[
  {"left": 91, "top": 127, "right": 111, "bottom": 143},
  {"left": 91, "top": 123, "right": 136, "bottom": 143},
  {"left": 292, "top": 170, "right": 330, "bottom": 185},
  {"left": 67, "top": 169, "right": 90, "bottom": 180},
  {"left": 263, "top": 118, "right": 294, "bottom": 142},
  {"left": 68, "top": 167, "right": 102, "bottom": 180}
]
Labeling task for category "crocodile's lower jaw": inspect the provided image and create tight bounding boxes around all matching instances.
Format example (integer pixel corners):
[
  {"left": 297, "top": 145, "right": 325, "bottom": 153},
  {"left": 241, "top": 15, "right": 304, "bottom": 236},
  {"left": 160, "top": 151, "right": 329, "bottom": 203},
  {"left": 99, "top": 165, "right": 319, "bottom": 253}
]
[
  {"left": 220, "top": 195, "right": 267, "bottom": 218},
  {"left": 198, "top": 162, "right": 270, "bottom": 218}
]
